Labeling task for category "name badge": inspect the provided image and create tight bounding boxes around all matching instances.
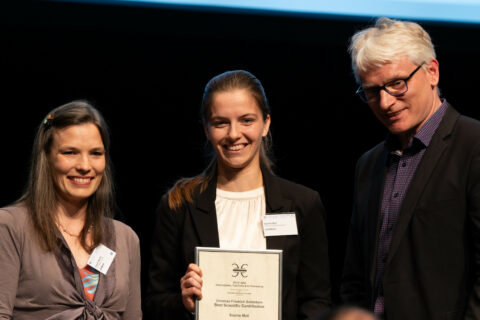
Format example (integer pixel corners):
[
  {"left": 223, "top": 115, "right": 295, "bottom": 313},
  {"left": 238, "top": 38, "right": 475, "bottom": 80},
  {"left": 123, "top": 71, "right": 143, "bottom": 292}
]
[
  {"left": 87, "top": 244, "right": 116, "bottom": 275},
  {"left": 263, "top": 213, "right": 298, "bottom": 237}
]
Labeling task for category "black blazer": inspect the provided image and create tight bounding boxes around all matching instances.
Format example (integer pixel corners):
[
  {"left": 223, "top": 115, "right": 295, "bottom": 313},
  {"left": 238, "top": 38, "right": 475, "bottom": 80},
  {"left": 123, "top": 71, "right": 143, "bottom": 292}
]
[
  {"left": 340, "top": 105, "right": 480, "bottom": 320},
  {"left": 146, "top": 167, "right": 331, "bottom": 320}
]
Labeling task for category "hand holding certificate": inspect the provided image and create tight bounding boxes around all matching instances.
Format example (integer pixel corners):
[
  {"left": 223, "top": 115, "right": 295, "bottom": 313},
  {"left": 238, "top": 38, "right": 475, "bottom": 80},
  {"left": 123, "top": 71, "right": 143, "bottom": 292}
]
[
  {"left": 195, "top": 247, "right": 282, "bottom": 320},
  {"left": 180, "top": 263, "right": 203, "bottom": 312}
]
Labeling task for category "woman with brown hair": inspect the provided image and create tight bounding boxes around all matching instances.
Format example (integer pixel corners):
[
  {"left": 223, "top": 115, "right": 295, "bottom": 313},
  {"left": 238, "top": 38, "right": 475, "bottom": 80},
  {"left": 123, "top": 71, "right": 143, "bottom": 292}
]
[
  {"left": 0, "top": 101, "right": 141, "bottom": 319},
  {"left": 146, "top": 70, "right": 331, "bottom": 319}
]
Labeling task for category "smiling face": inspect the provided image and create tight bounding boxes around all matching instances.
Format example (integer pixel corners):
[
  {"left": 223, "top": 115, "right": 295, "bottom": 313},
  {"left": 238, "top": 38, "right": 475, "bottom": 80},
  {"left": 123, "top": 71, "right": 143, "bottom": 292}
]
[
  {"left": 359, "top": 57, "right": 441, "bottom": 145},
  {"left": 205, "top": 88, "right": 271, "bottom": 174},
  {"left": 49, "top": 123, "right": 106, "bottom": 207}
]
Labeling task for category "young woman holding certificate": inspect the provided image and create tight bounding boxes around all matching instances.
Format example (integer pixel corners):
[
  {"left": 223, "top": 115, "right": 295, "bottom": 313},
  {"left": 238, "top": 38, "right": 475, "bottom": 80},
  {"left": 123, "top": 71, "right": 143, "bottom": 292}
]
[{"left": 146, "top": 70, "right": 331, "bottom": 320}]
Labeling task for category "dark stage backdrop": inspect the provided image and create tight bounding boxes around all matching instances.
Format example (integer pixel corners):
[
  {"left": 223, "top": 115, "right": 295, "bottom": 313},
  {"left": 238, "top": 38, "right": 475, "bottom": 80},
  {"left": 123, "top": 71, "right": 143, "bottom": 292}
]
[{"left": 1, "top": 1, "right": 480, "bottom": 309}]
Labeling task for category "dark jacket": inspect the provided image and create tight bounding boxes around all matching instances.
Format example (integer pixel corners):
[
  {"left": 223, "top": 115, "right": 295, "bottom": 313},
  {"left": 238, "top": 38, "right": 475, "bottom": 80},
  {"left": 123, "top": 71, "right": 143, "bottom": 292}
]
[
  {"left": 341, "top": 105, "right": 480, "bottom": 320},
  {"left": 146, "top": 167, "right": 331, "bottom": 320}
]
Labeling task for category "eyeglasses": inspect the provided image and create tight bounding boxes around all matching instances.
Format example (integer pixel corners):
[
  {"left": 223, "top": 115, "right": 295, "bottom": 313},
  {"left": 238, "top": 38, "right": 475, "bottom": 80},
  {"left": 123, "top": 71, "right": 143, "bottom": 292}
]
[{"left": 356, "top": 62, "right": 425, "bottom": 103}]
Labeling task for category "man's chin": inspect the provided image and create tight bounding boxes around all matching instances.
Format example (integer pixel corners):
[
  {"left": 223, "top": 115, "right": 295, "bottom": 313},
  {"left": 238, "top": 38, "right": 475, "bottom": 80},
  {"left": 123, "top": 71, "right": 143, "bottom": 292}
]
[{"left": 387, "top": 123, "right": 410, "bottom": 136}]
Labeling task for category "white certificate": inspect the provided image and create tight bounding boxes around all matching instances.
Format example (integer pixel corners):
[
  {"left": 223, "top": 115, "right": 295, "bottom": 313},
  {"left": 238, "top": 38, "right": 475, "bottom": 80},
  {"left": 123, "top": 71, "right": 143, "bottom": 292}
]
[{"left": 195, "top": 247, "right": 282, "bottom": 320}]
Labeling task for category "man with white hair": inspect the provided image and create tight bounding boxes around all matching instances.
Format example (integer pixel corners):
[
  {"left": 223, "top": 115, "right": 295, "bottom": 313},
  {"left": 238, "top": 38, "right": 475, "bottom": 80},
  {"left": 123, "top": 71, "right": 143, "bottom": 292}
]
[{"left": 340, "top": 17, "right": 480, "bottom": 319}]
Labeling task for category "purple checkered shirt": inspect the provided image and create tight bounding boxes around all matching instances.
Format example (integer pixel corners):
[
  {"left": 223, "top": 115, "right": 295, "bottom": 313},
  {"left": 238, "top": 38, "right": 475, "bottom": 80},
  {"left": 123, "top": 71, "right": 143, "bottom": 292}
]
[{"left": 373, "top": 100, "right": 448, "bottom": 318}]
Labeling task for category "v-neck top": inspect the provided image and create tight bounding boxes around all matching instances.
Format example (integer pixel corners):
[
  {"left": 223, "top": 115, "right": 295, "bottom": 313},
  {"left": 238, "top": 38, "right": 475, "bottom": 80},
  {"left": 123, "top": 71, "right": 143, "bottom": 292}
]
[{"left": 79, "top": 265, "right": 100, "bottom": 301}]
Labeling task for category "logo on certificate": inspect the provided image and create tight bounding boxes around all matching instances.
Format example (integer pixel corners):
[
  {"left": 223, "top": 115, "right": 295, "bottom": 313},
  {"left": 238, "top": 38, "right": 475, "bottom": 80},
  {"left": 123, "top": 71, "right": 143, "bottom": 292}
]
[{"left": 232, "top": 263, "right": 248, "bottom": 278}]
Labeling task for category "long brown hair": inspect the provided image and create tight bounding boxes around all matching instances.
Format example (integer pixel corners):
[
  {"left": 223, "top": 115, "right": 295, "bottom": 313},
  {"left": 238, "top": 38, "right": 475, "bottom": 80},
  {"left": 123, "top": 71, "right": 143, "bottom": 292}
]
[
  {"left": 20, "top": 100, "right": 114, "bottom": 252},
  {"left": 168, "top": 70, "right": 274, "bottom": 210}
]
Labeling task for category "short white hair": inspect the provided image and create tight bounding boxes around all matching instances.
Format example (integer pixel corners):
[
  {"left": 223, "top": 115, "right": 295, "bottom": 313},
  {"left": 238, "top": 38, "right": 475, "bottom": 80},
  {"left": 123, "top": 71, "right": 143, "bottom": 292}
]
[{"left": 349, "top": 17, "right": 436, "bottom": 83}]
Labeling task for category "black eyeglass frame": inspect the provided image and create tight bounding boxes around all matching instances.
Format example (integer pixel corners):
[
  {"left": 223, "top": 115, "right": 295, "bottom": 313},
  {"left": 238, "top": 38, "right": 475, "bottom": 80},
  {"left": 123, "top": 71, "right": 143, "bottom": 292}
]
[{"left": 355, "top": 62, "right": 425, "bottom": 103}]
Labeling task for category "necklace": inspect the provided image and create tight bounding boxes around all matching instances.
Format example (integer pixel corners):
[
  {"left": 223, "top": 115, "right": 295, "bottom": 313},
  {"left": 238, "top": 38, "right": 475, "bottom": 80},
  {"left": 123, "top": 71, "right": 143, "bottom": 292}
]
[{"left": 57, "top": 223, "right": 92, "bottom": 237}]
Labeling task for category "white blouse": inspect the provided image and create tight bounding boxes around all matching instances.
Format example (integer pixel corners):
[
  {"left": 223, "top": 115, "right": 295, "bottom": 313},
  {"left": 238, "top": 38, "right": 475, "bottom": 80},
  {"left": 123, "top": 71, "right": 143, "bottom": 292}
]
[{"left": 215, "top": 187, "right": 267, "bottom": 250}]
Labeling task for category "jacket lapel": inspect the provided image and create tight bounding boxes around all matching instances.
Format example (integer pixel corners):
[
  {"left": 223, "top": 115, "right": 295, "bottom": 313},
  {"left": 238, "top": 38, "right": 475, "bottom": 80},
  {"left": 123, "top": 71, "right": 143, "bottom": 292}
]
[
  {"left": 189, "top": 166, "right": 292, "bottom": 249},
  {"left": 368, "top": 148, "right": 389, "bottom": 287},
  {"left": 191, "top": 173, "right": 220, "bottom": 247},
  {"left": 386, "top": 106, "right": 459, "bottom": 266},
  {"left": 263, "top": 169, "right": 293, "bottom": 250}
]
